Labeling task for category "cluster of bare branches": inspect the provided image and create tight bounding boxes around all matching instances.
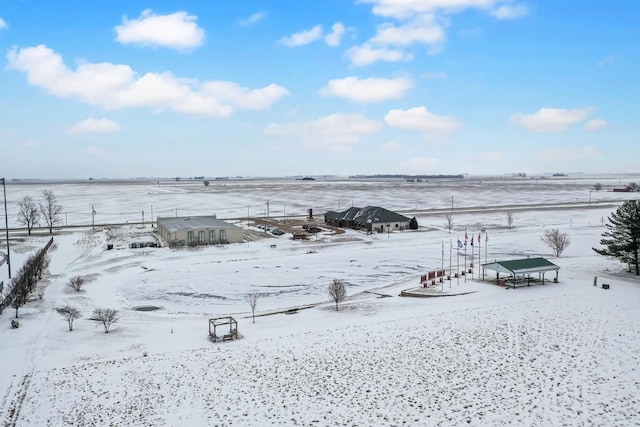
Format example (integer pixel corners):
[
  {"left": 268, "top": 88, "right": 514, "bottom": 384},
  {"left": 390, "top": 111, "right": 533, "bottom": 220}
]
[
  {"left": 542, "top": 229, "right": 571, "bottom": 257},
  {"left": 90, "top": 308, "right": 119, "bottom": 333},
  {"left": 244, "top": 291, "right": 261, "bottom": 323},
  {"left": 56, "top": 305, "right": 81, "bottom": 331},
  {"left": 328, "top": 279, "right": 347, "bottom": 311},
  {"left": 17, "top": 190, "right": 63, "bottom": 235},
  {"left": 67, "top": 275, "right": 85, "bottom": 292}
]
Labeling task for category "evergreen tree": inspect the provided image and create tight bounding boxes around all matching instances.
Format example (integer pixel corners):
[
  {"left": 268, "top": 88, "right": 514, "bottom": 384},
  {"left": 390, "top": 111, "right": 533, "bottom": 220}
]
[{"left": 593, "top": 200, "right": 640, "bottom": 275}]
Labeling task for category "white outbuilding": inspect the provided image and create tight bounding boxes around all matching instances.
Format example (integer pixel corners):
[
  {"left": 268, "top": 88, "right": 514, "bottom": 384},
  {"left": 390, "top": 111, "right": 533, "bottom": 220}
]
[{"left": 157, "top": 216, "right": 243, "bottom": 247}]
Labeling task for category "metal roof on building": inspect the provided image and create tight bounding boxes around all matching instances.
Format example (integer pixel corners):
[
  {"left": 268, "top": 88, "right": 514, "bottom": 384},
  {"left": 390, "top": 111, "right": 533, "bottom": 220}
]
[
  {"left": 325, "top": 206, "right": 410, "bottom": 224},
  {"left": 157, "top": 216, "right": 241, "bottom": 232},
  {"left": 483, "top": 257, "right": 559, "bottom": 275}
]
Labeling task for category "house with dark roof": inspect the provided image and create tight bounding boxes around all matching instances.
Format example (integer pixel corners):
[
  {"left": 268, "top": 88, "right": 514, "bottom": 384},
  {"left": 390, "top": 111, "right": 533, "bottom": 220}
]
[{"left": 324, "top": 206, "right": 418, "bottom": 232}]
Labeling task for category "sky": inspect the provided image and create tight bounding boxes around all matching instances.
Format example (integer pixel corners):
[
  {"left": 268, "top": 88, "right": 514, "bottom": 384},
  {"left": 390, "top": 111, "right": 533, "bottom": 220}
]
[{"left": 0, "top": 0, "right": 638, "bottom": 179}]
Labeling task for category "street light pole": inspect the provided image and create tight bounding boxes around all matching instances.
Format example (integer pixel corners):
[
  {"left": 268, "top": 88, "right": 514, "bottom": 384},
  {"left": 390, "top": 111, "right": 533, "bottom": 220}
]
[{"left": 2, "top": 178, "right": 11, "bottom": 278}]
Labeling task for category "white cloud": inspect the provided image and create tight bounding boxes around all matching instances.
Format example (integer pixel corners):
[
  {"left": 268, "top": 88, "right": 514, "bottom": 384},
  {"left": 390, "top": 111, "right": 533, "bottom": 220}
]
[
  {"left": 264, "top": 113, "right": 382, "bottom": 152},
  {"left": 584, "top": 119, "right": 608, "bottom": 132},
  {"left": 347, "top": 14, "right": 446, "bottom": 66},
  {"left": 489, "top": 4, "right": 529, "bottom": 19},
  {"left": 325, "top": 23, "right": 346, "bottom": 47},
  {"left": 280, "top": 25, "right": 323, "bottom": 47},
  {"left": 385, "top": 106, "right": 462, "bottom": 134},
  {"left": 536, "top": 146, "right": 603, "bottom": 162},
  {"left": 358, "top": 0, "right": 501, "bottom": 19},
  {"left": 481, "top": 151, "right": 506, "bottom": 161},
  {"left": 115, "top": 9, "right": 205, "bottom": 50},
  {"left": 382, "top": 141, "right": 401, "bottom": 151},
  {"left": 23, "top": 139, "right": 36, "bottom": 148},
  {"left": 201, "top": 81, "right": 289, "bottom": 110},
  {"left": 371, "top": 14, "right": 446, "bottom": 48},
  {"left": 67, "top": 118, "right": 122, "bottom": 135},
  {"left": 238, "top": 12, "right": 266, "bottom": 27},
  {"left": 597, "top": 55, "right": 616, "bottom": 68},
  {"left": 510, "top": 107, "right": 594, "bottom": 132},
  {"left": 7, "top": 45, "right": 288, "bottom": 118},
  {"left": 320, "top": 77, "right": 412, "bottom": 103},
  {"left": 400, "top": 157, "right": 442, "bottom": 174},
  {"left": 345, "top": 44, "right": 413, "bottom": 67},
  {"left": 0, "top": 17, "right": 7, "bottom": 30}
]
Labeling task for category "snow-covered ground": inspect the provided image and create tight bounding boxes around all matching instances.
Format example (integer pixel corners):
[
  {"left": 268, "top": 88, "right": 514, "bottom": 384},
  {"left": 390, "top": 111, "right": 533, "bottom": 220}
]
[{"left": 1, "top": 177, "right": 639, "bottom": 426}]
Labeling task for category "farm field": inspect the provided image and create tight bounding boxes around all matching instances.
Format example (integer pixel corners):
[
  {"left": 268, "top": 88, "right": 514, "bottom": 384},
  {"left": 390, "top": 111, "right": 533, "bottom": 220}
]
[{"left": 1, "top": 175, "right": 639, "bottom": 426}]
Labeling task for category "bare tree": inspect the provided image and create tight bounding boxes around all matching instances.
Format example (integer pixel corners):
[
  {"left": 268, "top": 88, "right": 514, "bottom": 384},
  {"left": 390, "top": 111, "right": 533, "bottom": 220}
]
[
  {"left": 542, "top": 229, "right": 571, "bottom": 257},
  {"left": 90, "top": 308, "right": 119, "bottom": 333},
  {"left": 244, "top": 291, "right": 261, "bottom": 323},
  {"left": 57, "top": 305, "right": 81, "bottom": 331},
  {"left": 506, "top": 211, "right": 514, "bottom": 229},
  {"left": 328, "top": 279, "right": 347, "bottom": 311},
  {"left": 594, "top": 183, "right": 603, "bottom": 192},
  {"left": 39, "top": 190, "right": 63, "bottom": 234},
  {"left": 444, "top": 213, "right": 453, "bottom": 233},
  {"left": 17, "top": 196, "right": 40, "bottom": 235},
  {"left": 68, "top": 275, "right": 85, "bottom": 292}
]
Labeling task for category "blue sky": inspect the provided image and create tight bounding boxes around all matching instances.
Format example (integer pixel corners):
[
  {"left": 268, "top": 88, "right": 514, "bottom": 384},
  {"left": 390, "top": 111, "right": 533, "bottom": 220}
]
[{"left": 0, "top": 0, "right": 638, "bottom": 179}]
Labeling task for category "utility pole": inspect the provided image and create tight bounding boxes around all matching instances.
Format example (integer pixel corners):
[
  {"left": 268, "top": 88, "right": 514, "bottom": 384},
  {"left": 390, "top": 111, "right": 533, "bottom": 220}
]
[
  {"left": 266, "top": 200, "right": 270, "bottom": 218},
  {"left": 2, "top": 178, "right": 11, "bottom": 278},
  {"left": 92, "top": 205, "right": 96, "bottom": 230}
]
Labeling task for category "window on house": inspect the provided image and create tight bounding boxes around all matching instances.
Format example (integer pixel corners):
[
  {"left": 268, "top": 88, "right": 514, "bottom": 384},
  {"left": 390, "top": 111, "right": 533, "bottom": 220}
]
[
  {"left": 209, "top": 229, "right": 216, "bottom": 244},
  {"left": 220, "top": 229, "right": 227, "bottom": 243},
  {"left": 187, "top": 231, "right": 194, "bottom": 244},
  {"left": 198, "top": 231, "right": 205, "bottom": 244}
]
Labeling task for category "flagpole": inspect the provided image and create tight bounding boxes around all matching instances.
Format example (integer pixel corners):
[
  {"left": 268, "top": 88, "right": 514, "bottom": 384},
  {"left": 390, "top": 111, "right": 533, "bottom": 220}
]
[
  {"left": 456, "top": 240, "right": 460, "bottom": 285},
  {"left": 478, "top": 233, "right": 481, "bottom": 281},
  {"left": 449, "top": 239, "right": 452, "bottom": 289},
  {"left": 464, "top": 229, "right": 467, "bottom": 283},
  {"left": 441, "top": 240, "right": 444, "bottom": 292}
]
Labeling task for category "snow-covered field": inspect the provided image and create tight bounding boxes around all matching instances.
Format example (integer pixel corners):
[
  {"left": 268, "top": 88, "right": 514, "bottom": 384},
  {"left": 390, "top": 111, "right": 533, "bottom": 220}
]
[{"left": 1, "top": 176, "right": 639, "bottom": 426}]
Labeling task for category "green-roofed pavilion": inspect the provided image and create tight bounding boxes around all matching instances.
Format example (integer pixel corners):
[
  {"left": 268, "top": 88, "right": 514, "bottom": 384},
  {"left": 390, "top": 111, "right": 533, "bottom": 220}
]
[{"left": 482, "top": 257, "right": 560, "bottom": 288}]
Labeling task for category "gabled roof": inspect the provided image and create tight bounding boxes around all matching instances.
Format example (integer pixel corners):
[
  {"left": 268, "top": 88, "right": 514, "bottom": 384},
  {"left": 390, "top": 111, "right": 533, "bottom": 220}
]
[
  {"left": 157, "top": 216, "right": 240, "bottom": 232},
  {"left": 483, "top": 257, "right": 559, "bottom": 275},
  {"left": 325, "top": 206, "right": 410, "bottom": 224}
]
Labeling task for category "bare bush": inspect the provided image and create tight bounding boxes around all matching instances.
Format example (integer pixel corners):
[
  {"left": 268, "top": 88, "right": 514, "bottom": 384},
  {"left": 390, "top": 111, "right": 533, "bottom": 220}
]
[
  {"left": 506, "top": 211, "right": 514, "bottom": 229},
  {"left": 328, "top": 279, "right": 347, "bottom": 311},
  {"left": 90, "top": 308, "right": 119, "bottom": 333},
  {"left": 244, "top": 291, "right": 261, "bottom": 323},
  {"left": 444, "top": 213, "right": 453, "bottom": 233},
  {"left": 57, "top": 305, "right": 81, "bottom": 331},
  {"left": 68, "top": 275, "right": 85, "bottom": 292},
  {"left": 594, "top": 183, "right": 603, "bottom": 192},
  {"left": 542, "top": 229, "right": 571, "bottom": 257}
]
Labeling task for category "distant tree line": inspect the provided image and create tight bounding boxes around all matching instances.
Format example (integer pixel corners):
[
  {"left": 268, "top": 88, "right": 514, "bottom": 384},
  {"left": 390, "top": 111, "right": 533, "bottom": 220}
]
[{"left": 349, "top": 174, "right": 464, "bottom": 180}]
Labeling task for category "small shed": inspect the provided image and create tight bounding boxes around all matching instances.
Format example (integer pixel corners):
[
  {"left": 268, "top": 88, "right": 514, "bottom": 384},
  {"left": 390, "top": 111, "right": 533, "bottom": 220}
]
[{"left": 482, "top": 257, "right": 560, "bottom": 288}]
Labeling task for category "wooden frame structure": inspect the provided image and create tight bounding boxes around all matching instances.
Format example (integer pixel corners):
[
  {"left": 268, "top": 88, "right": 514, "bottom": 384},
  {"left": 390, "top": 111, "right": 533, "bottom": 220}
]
[{"left": 209, "top": 316, "right": 238, "bottom": 342}]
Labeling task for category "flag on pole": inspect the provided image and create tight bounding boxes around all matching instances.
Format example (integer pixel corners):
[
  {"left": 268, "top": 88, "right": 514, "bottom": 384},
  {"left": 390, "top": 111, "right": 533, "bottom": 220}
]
[
  {"left": 442, "top": 240, "right": 444, "bottom": 257},
  {"left": 478, "top": 233, "right": 481, "bottom": 243},
  {"left": 485, "top": 232, "right": 489, "bottom": 242},
  {"left": 457, "top": 239, "right": 463, "bottom": 249},
  {"left": 470, "top": 236, "right": 474, "bottom": 247}
]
